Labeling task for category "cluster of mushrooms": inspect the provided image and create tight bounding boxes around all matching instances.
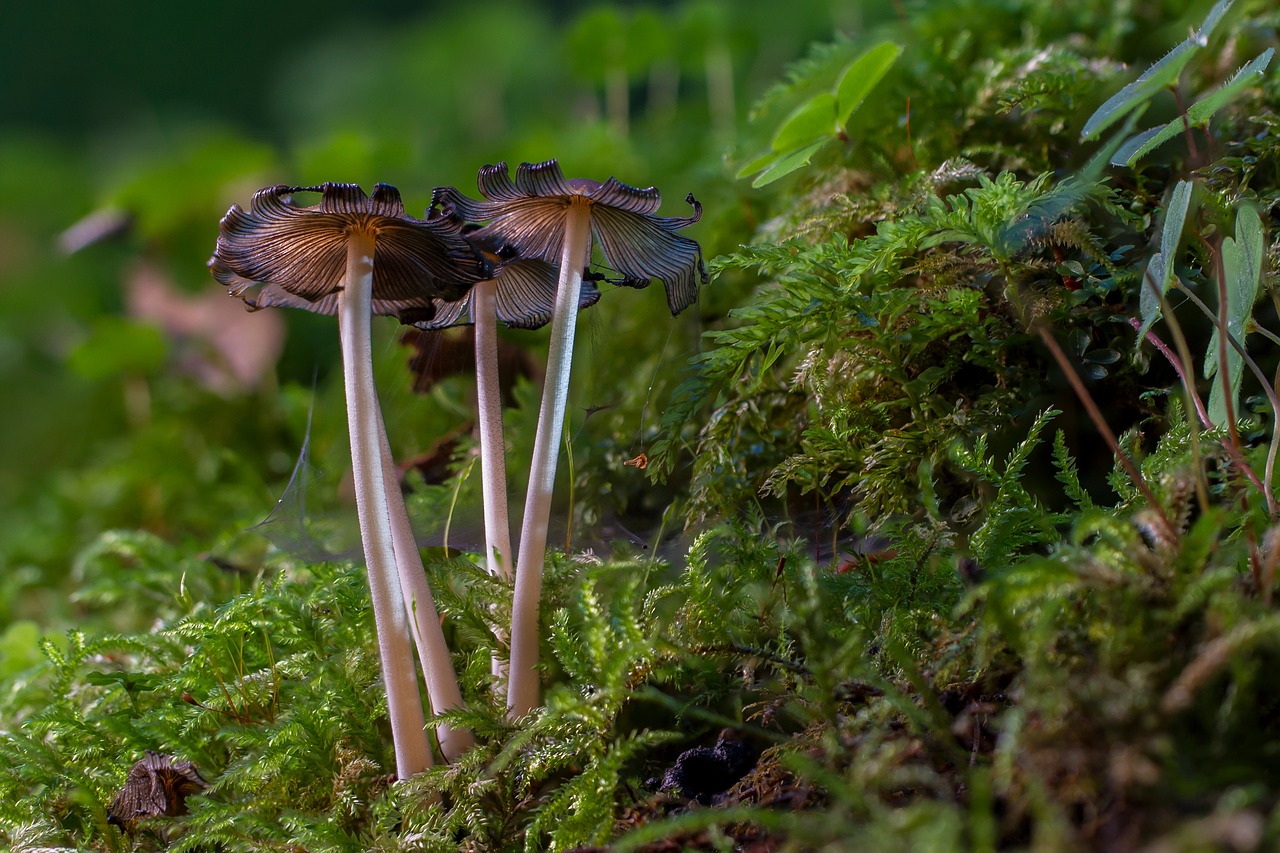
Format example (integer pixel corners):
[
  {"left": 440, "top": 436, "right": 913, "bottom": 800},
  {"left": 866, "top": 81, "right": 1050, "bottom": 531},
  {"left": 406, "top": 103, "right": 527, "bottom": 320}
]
[{"left": 209, "top": 160, "right": 707, "bottom": 778}]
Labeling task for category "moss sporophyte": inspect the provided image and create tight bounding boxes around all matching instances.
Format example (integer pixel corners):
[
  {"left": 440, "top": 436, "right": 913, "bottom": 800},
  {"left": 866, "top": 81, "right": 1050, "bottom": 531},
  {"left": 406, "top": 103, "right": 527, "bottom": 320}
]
[{"left": 210, "top": 183, "right": 482, "bottom": 775}]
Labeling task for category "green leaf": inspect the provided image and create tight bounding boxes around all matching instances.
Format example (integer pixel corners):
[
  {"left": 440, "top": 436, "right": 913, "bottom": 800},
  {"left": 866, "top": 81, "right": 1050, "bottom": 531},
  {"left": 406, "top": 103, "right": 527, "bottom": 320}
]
[
  {"left": 1137, "top": 250, "right": 1167, "bottom": 336},
  {"left": 743, "top": 41, "right": 901, "bottom": 187},
  {"left": 1110, "top": 126, "right": 1164, "bottom": 166},
  {"left": 1137, "top": 179, "right": 1194, "bottom": 340},
  {"left": 1161, "top": 180, "right": 1195, "bottom": 261},
  {"left": 1082, "top": 0, "right": 1233, "bottom": 140},
  {"left": 1116, "top": 48, "right": 1273, "bottom": 167},
  {"left": 834, "top": 42, "right": 903, "bottom": 127},
  {"left": 735, "top": 148, "right": 781, "bottom": 179},
  {"left": 66, "top": 317, "right": 169, "bottom": 381},
  {"left": 1052, "top": 430, "right": 1094, "bottom": 511},
  {"left": 1206, "top": 203, "right": 1264, "bottom": 425},
  {"left": 751, "top": 140, "right": 826, "bottom": 187},
  {"left": 84, "top": 670, "right": 162, "bottom": 692},
  {"left": 771, "top": 92, "right": 838, "bottom": 152}
]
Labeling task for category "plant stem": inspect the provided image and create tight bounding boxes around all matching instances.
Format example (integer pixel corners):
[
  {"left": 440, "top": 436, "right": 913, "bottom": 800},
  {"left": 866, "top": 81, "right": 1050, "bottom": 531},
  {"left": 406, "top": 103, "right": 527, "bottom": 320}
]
[
  {"left": 379, "top": 430, "right": 474, "bottom": 762},
  {"left": 1130, "top": 318, "right": 1213, "bottom": 428},
  {"left": 473, "top": 279, "right": 514, "bottom": 692},
  {"left": 1173, "top": 282, "right": 1280, "bottom": 415},
  {"left": 337, "top": 231, "right": 432, "bottom": 778},
  {"left": 1139, "top": 268, "right": 1212, "bottom": 516},
  {"left": 1210, "top": 239, "right": 1243, "bottom": 450},
  {"left": 1037, "top": 324, "right": 1177, "bottom": 541},
  {"left": 1130, "top": 317, "right": 1267, "bottom": 496},
  {"left": 508, "top": 201, "right": 592, "bottom": 718}
]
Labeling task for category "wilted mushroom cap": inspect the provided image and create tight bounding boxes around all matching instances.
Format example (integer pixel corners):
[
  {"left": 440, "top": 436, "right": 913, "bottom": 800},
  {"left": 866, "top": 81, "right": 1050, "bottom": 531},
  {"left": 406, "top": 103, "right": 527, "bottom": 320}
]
[
  {"left": 210, "top": 183, "right": 486, "bottom": 322},
  {"left": 432, "top": 159, "right": 708, "bottom": 316},
  {"left": 107, "top": 751, "right": 207, "bottom": 829}
]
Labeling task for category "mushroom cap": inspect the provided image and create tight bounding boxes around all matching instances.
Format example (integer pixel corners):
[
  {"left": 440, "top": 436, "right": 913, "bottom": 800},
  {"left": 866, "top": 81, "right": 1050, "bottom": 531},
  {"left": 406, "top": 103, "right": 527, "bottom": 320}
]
[
  {"left": 108, "top": 752, "right": 206, "bottom": 828},
  {"left": 213, "top": 268, "right": 441, "bottom": 326},
  {"left": 419, "top": 257, "right": 602, "bottom": 331},
  {"left": 433, "top": 160, "right": 708, "bottom": 316},
  {"left": 210, "top": 183, "right": 486, "bottom": 323}
]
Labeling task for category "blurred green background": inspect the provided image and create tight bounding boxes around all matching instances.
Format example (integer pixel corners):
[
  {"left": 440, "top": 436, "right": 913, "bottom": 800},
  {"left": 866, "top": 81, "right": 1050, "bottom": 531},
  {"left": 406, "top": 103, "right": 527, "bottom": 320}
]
[{"left": 0, "top": 0, "right": 865, "bottom": 632}]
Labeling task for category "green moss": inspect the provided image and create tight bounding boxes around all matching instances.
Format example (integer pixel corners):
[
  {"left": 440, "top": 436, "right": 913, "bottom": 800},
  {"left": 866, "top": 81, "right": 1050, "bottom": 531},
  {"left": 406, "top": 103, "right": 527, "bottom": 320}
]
[{"left": 5, "top": 0, "right": 1280, "bottom": 850}]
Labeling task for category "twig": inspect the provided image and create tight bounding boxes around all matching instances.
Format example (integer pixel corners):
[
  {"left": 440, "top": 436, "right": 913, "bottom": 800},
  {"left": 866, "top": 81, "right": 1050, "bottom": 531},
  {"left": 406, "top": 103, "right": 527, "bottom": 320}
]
[
  {"left": 1140, "top": 265, "right": 1212, "bottom": 515},
  {"left": 1038, "top": 325, "right": 1178, "bottom": 540},
  {"left": 1130, "top": 318, "right": 1211, "bottom": 428},
  {"left": 1172, "top": 86, "right": 1202, "bottom": 165}
]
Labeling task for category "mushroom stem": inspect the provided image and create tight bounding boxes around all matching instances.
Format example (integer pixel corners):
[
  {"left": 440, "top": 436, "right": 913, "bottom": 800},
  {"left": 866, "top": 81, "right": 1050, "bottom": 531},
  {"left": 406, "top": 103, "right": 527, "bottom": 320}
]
[
  {"left": 379, "top": 432, "right": 474, "bottom": 762},
  {"left": 474, "top": 279, "right": 514, "bottom": 692},
  {"left": 337, "top": 230, "right": 433, "bottom": 777},
  {"left": 508, "top": 201, "right": 592, "bottom": 718},
  {"left": 475, "top": 280, "right": 515, "bottom": 584}
]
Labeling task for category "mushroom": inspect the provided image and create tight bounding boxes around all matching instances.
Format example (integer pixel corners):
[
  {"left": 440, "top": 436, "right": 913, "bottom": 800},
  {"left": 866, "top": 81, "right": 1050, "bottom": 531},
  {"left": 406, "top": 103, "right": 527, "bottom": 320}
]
[
  {"left": 414, "top": 206, "right": 602, "bottom": 690},
  {"left": 436, "top": 160, "right": 707, "bottom": 717},
  {"left": 210, "top": 182, "right": 484, "bottom": 773}
]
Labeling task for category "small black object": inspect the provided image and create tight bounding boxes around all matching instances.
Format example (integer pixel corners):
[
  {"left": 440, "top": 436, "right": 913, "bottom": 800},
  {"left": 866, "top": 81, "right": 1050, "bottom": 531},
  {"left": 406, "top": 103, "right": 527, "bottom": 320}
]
[
  {"left": 957, "top": 556, "right": 984, "bottom": 585},
  {"left": 653, "top": 730, "right": 757, "bottom": 805}
]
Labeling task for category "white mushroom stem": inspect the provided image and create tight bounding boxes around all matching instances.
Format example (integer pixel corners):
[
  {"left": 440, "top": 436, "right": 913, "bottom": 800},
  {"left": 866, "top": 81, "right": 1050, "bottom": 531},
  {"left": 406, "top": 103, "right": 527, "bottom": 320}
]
[
  {"left": 508, "top": 201, "right": 592, "bottom": 718},
  {"left": 379, "top": 431, "right": 474, "bottom": 762},
  {"left": 338, "top": 230, "right": 433, "bottom": 778},
  {"left": 473, "top": 279, "right": 515, "bottom": 692}
]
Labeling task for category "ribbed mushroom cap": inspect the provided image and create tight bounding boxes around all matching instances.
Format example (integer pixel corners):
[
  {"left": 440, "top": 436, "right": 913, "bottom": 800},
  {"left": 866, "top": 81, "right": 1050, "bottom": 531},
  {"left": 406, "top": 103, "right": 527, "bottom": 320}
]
[
  {"left": 210, "top": 183, "right": 486, "bottom": 323},
  {"left": 419, "top": 257, "right": 602, "bottom": 331},
  {"left": 413, "top": 216, "right": 602, "bottom": 330},
  {"left": 432, "top": 160, "right": 707, "bottom": 316}
]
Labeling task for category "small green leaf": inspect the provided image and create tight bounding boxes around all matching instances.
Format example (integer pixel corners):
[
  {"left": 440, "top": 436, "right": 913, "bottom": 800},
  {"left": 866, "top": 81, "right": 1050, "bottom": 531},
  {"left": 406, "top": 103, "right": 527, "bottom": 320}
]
[
  {"left": 742, "top": 40, "right": 901, "bottom": 187},
  {"left": 1082, "top": 0, "right": 1234, "bottom": 140},
  {"left": 1138, "top": 251, "right": 1167, "bottom": 336},
  {"left": 735, "top": 149, "right": 781, "bottom": 180},
  {"left": 1235, "top": 198, "right": 1265, "bottom": 273},
  {"left": 1205, "top": 203, "right": 1264, "bottom": 425},
  {"left": 85, "top": 670, "right": 162, "bottom": 691},
  {"left": 1117, "top": 48, "right": 1273, "bottom": 167},
  {"left": 1137, "top": 179, "right": 1195, "bottom": 341},
  {"left": 1161, "top": 180, "right": 1195, "bottom": 261},
  {"left": 835, "top": 42, "right": 903, "bottom": 128},
  {"left": 1110, "top": 126, "right": 1163, "bottom": 166},
  {"left": 751, "top": 141, "right": 827, "bottom": 187},
  {"left": 771, "top": 92, "right": 838, "bottom": 153}
]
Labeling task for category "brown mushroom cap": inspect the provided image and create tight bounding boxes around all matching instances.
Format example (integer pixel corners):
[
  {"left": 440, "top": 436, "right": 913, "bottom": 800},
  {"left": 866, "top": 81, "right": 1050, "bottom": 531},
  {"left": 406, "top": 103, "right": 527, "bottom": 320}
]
[
  {"left": 414, "top": 216, "right": 604, "bottom": 331},
  {"left": 419, "top": 257, "right": 602, "bottom": 331},
  {"left": 210, "top": 183, "right": 486, "bottom": 323},
  {"left": 107, "top": 752, "right": 206, "bottom": 829},
  {"left": 432, "top": 160, "right": 708, "bottom": 316}
]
